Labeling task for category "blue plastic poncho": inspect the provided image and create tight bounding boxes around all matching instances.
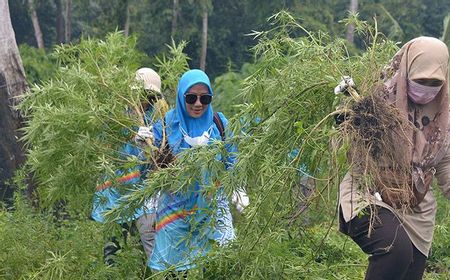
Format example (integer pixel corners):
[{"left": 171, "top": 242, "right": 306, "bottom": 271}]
[
  {"left": 91, "top": 109, "right": 156, "bottom": 223},
  {"left": 149, "top": 69, "right": 235, "bottom": 271}
]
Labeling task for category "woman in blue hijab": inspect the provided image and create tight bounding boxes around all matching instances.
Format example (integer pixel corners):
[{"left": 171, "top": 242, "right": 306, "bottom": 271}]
[{"left": 149, "top": 69, "right": 235, "bottom": 273}]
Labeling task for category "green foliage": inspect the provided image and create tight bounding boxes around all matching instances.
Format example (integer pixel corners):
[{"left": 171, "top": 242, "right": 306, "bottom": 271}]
[
  {"left": 427, "top": 189, "right": 450, "bottom": 278},
  {"left": 212, "top": 63, "right": 257, "bottom": 116},
  {"left": 0, "top": 195, "right": 148, "bottom": 280},
  {"left": 17, "top": 32, "right": 151, "bottom": 212},
  {"left": 154, "top": 39, "right": 190, "bottom": 103},
  {"left": 196, "top": 224, "right": 367, "bottom": 279},
  {"left": 19, "top": 44, "right": 58, "bottom": 85},
  {"left": 358, "top": 0, "right": 450, "bottom": 44},
  {"left": 289, "top": 0, "right": 348, "bottom": 37},
  {"left": 72, "top": 0, "right": 129, "bottom": 39},
  {"left": 10, "top": 0, "right": 450, "bottom": 78}
]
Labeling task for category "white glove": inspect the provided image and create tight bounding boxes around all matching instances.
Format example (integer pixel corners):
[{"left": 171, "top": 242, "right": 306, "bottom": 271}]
[
  {"left": 374, "top": 192, "right": 383, "bottom": 202},
  {"left": 135, "top": 126, "right": 153, "bottom": 143},
  {"left": 232, "top": 190, "right": 250, "bottom": 213},
  {"left": 334, "top": 76, "right": 355, "bottom": 95},
  {"left": 143, "top": 191, "right": 160, "bottom": 211}
]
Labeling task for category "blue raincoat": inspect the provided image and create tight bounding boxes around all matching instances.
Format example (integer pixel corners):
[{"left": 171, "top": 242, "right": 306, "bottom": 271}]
[
  {"left": 149, "top": 69, "right": 236, "bottom": 271},
  {"left": 91, "top": 109, "right": 156, "bottom": 224}
]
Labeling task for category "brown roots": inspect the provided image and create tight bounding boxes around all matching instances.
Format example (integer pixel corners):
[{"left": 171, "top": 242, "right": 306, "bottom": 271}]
[{"left": 342, "top": 94, "right": 416, "bottom": 211}]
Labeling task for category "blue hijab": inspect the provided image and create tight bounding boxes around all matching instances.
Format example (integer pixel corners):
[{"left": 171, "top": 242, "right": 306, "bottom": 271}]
[{"left": 162, "top": 69, "right": 221, "bottom": 154}]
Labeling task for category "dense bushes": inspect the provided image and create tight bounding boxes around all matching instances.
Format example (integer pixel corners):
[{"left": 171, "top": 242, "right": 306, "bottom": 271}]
[{"left": 0, "top": 197, "right": 147, "bottom": 279}]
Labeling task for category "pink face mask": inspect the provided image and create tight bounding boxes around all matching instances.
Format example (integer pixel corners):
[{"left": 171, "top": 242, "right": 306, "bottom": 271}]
[{"left": 407, "top": 79, "right": 442, "bottom": 105}]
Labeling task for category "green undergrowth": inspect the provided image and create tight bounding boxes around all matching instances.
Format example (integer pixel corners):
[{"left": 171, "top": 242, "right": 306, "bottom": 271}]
[
  {"left": 1, "top": 192, "right": 449, "bottom": 279},
  {"left": 0, "top": 196, "right": 149, "bottom": 280}
]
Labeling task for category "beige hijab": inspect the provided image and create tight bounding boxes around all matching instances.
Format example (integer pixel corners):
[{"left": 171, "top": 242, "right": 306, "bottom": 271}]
[{"left": 382, "top": 36, "right": 450, "bottom": 197}]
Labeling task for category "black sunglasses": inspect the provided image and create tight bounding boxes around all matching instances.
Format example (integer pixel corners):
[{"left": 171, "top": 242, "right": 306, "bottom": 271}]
[{"left": 184, "top": 93, "right": 212, "bottom": 105}]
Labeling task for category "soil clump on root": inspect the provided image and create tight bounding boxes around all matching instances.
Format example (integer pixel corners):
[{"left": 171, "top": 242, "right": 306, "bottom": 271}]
[{"left": 343, "top": 94, "right": 416, "bottom": 211}]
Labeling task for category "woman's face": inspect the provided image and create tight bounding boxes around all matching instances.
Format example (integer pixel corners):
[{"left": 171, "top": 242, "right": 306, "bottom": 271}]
[
  {"left": 139, "top": 89, "right": 160, "bottom": 112},
  {"left": 185, "top": 83, "right": 210, "bottom": 118},
  {"left": 407, "top": 77, "right": 444, "bottom": 105}
]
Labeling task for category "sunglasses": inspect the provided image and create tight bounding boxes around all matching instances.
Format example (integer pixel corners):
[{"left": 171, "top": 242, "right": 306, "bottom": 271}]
[{"left": 184, "top": 93, "right": 212, "bottom": 105}]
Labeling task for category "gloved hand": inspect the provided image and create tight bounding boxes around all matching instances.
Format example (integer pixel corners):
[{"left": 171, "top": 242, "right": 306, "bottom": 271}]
[
  {"left": 143, "top": 191, "right": 160, "bottom": 211},
  {"left": 232, "top": 189, "right": 250, "bottom": 213},
  {"left": 334, "top": 76, "right": 355, "bottom": 95},
  {"left": 135, "top": 126, "right": 153, "bottom": 143}
]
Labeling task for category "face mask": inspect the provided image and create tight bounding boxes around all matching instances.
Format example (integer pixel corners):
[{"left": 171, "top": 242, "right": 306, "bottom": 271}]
[
  {"left": 180, "top": 125, "right": 212, "bottom": 147},
  {"left": 407, "top": 79, "right": 442, "bottom": 105}
]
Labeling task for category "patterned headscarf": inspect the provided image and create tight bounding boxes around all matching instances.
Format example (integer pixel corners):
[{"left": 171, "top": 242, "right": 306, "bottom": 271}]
[{"left": 381, "top": 36, "right": 450, "bottom": 193}]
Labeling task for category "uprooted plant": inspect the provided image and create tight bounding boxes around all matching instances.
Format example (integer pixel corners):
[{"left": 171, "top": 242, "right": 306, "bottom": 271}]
[{"left": 341, "top": 88, "right": 416, "bottom": 214}]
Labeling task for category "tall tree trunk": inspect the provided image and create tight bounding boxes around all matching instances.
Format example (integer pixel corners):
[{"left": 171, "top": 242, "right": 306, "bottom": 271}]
[
  {"left": 124, "top": 0, "right": 130, "bottom": 37},
  {"left": 28, "top": 0, "right": 45, "bottom": 49},
  {"left": 346, "top": 0, "right": 358, "bottom": 44},
  {"left": 199, "top": 10, "right": 208, "bottom": 71},
  {"left": 0, "top": 0, "right": 28, "bottom": 205},
  {"left": 65, "top": 0, "right": 72, "bottom": 43},
  {"left": 171, "top": 0, "right": 179, "bottom": 38},
  {"left": 55, "top": 0, "right": 65, "bottom": 44}
]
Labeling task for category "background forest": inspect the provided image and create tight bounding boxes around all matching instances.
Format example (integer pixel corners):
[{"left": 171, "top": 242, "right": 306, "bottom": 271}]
[
  {"left": 1, "top": 0, "right": 450, "bottom": 279},
  {"left": 10, "top": 0, "right": 450, "bottom": 81}
]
